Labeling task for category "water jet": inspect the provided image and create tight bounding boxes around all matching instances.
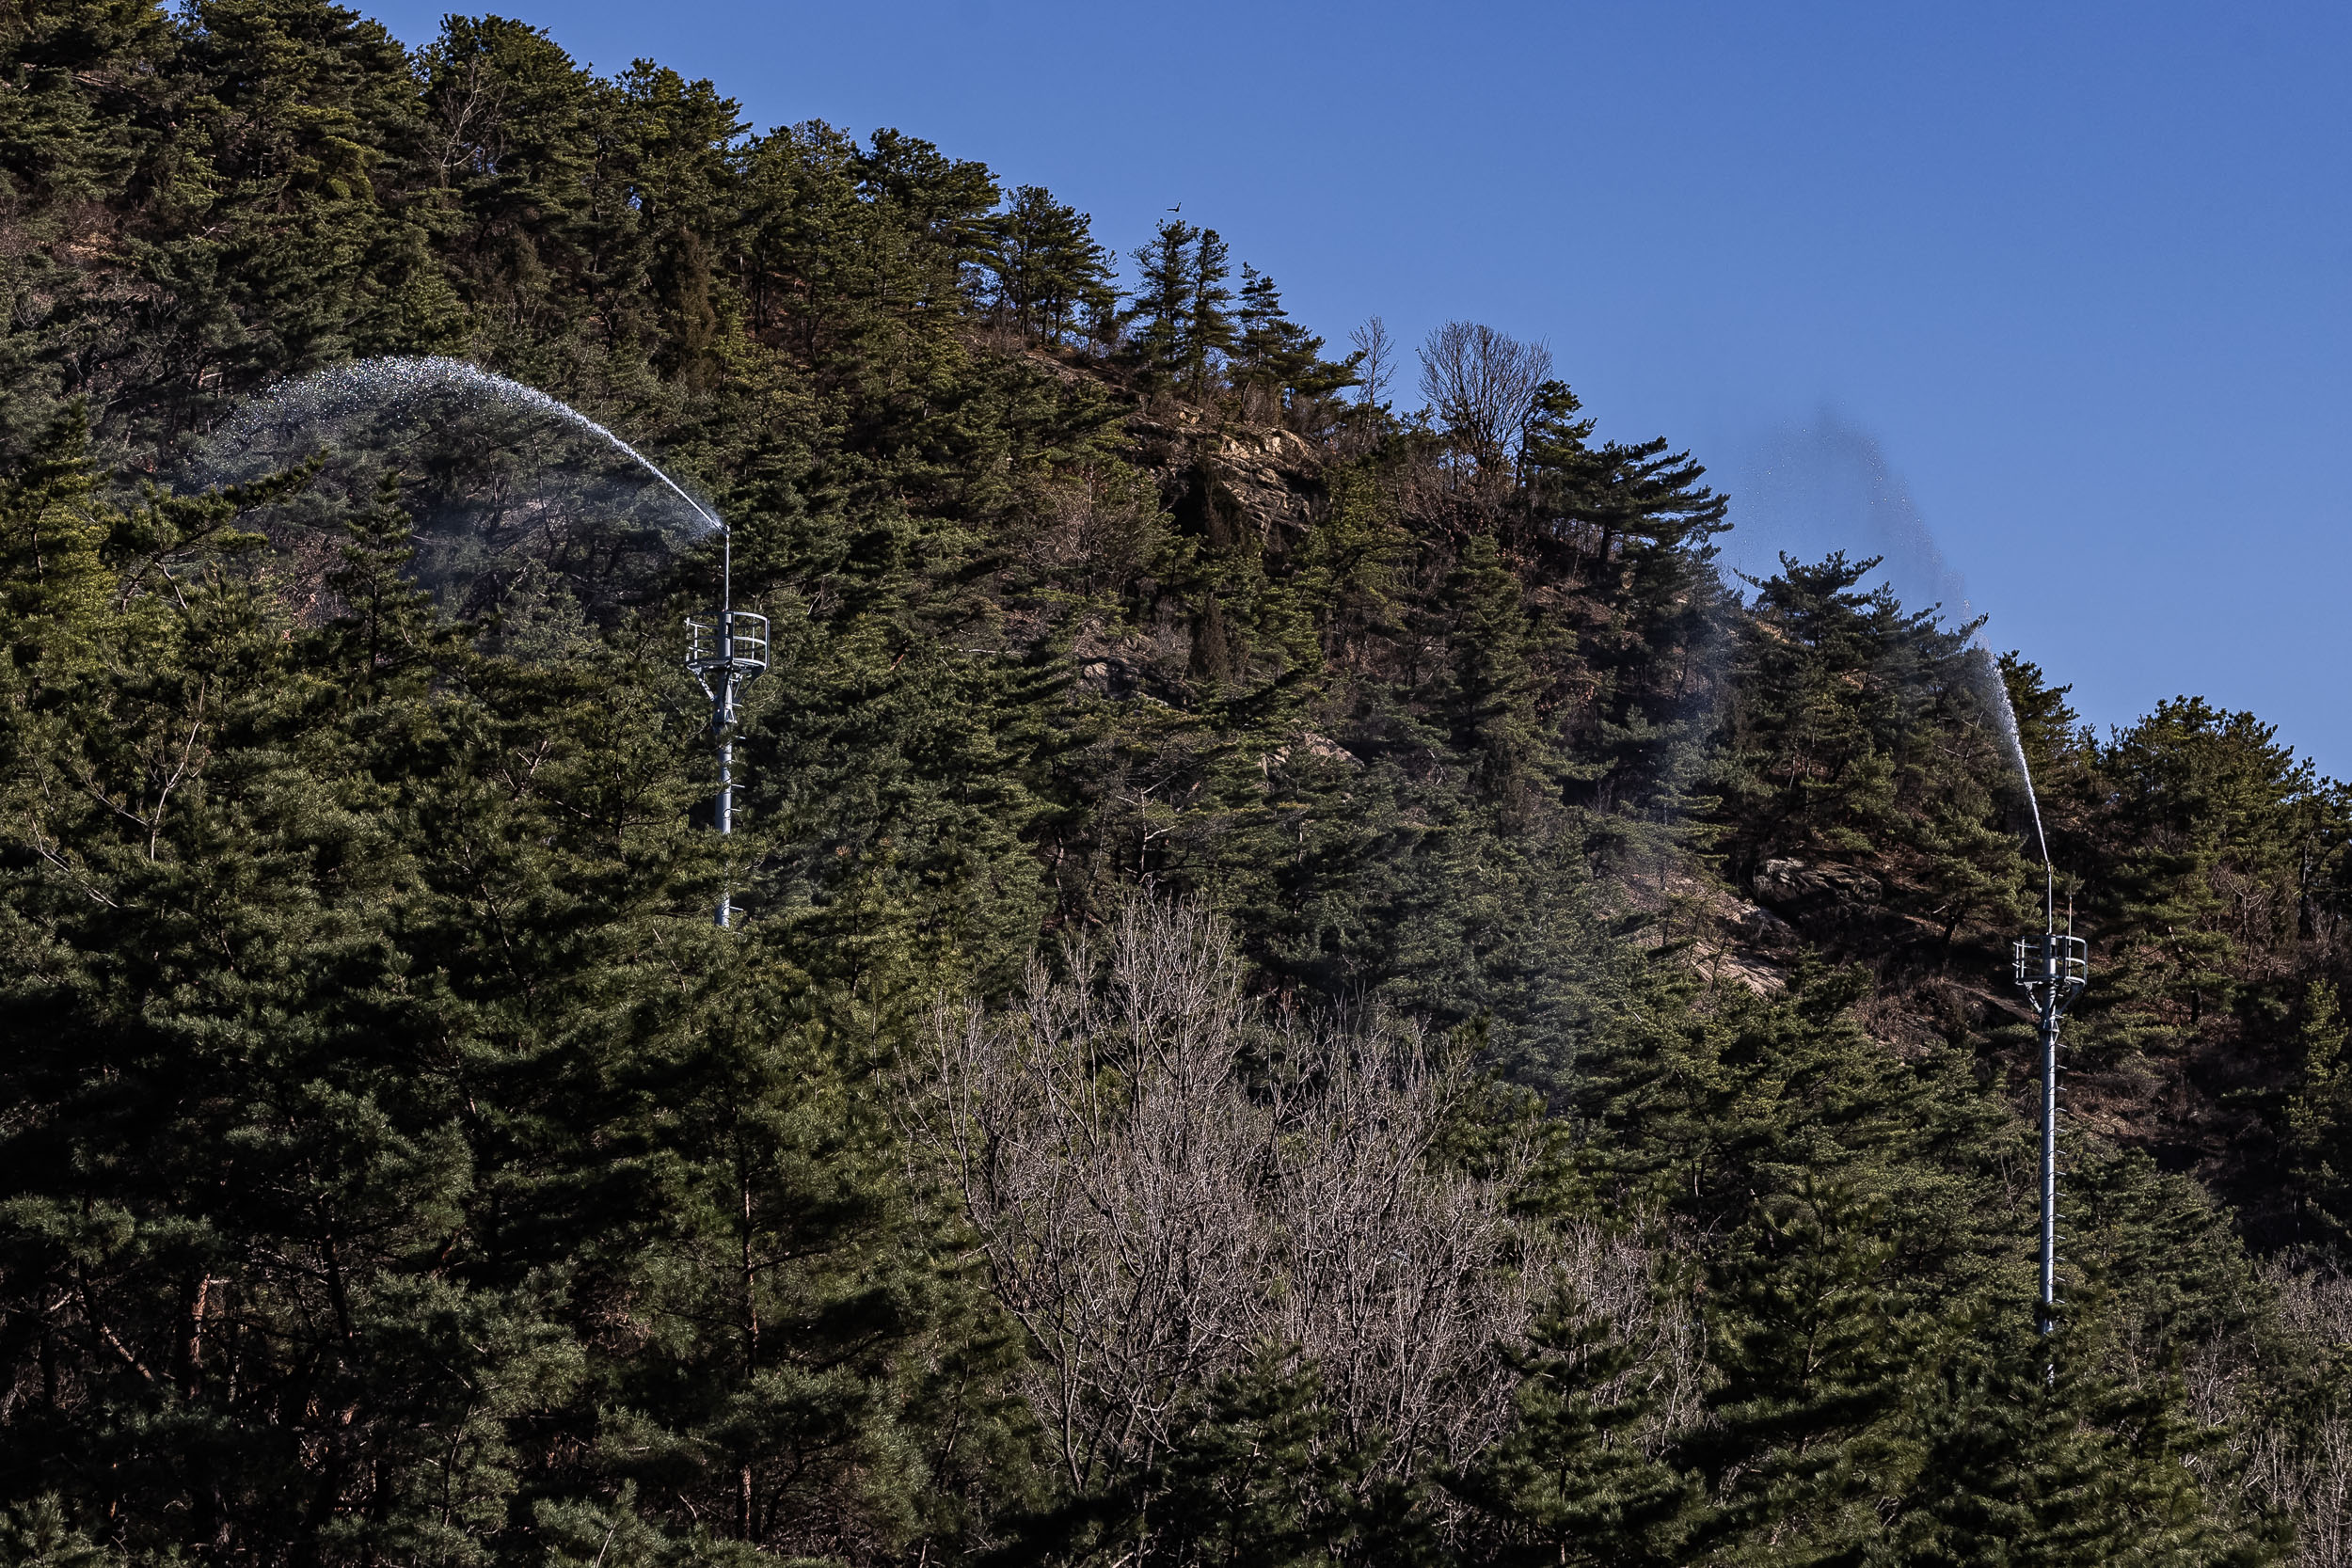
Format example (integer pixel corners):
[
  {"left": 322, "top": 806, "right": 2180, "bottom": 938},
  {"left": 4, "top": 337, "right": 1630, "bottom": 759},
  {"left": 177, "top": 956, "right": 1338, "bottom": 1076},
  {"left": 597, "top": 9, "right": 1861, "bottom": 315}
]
[
  {"left": 2000, "top": 716, "right": 2083, "bottom": 1352},
  {"left": 224, "top": 356, "right": 725, "bottom": 536},
  {"left": 229, "top": 356, "right": 761, "bottom": 927},
  {"left": 1731, "top": 420, "right": 2087, "bottom": 1337}
]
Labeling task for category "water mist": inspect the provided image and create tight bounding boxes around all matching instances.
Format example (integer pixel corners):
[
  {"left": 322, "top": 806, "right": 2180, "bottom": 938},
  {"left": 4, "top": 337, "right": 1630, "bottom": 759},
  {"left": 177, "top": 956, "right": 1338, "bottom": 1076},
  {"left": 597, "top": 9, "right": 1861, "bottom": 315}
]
[
  {"left": 1725, "top": 413, "right": 2055, "bottom": 917},
  {"left": 227, "top": 355, "right": 759, "bottom": 927},
  {"left": 1724, "top": 410, "right": 2077, "bottom": 1342},
  {"left": 222, "top": 356, "right": 726, "bottom": 537}
]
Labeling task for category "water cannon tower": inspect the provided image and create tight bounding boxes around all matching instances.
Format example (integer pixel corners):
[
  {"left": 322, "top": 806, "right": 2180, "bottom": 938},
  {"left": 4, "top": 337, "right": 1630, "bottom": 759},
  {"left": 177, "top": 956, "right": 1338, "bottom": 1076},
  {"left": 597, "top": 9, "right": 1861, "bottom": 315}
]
[
  {"left": 686, "top": 531, "right": 767, "bottom": 928},
  {"left": 2014, "top": 928, "right": 2087, "bottom": 1332}
]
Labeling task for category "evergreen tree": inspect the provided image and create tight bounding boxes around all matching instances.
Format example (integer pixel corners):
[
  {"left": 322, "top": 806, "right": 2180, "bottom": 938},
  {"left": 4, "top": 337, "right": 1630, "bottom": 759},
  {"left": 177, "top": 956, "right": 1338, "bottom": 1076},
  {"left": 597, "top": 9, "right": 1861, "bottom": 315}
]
[
  {"left": 1515, "top": 381, "right": 1734, "bottom": 844},
  {"left": 1451, "top": 1289, "right": 1696, "bottom": 1566},
  {"left": 2287, "top": 979, "right": 2352, "bottom": 1244},
  {"left": 1123, "top": 219, "right": 1234, "bottom": 399},
  {"left": 1436, "top": 533, "right": 1549, "bottom": 826},
  {"left": 1183, "top": 227, "right": 1236, "bottom": 398},
  {"left": 0, "top": 9, "right": 2323, "bottom": 1563},
  {"left": 1232, "top": 266, "right": 1359, "bottom": 421},
  {"left": 2088, "top": 699, "right": 2312, "bottom": 1060},
  {"left": 1126, "top": 216, "right": 1195, "bottom": 396},
  {"left": 985, "top": 184, "right": 1118, "bottom": 346}
]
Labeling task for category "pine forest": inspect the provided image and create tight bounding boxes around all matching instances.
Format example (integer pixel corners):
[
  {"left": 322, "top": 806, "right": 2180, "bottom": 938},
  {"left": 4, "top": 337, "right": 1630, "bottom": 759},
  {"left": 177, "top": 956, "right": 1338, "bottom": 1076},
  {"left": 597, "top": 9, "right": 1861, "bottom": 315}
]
[{"left": 3, "top": 5, "right": 2350, "bottom": 1565}]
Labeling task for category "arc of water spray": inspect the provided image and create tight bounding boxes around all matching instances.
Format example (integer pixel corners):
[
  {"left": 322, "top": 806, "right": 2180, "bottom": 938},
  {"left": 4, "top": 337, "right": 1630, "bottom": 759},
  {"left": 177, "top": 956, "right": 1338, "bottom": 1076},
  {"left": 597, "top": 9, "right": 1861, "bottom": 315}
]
[
  {"left": 1980, "top": 648, "right": 2056, "bottom": 933},
  {"left": 231, "top": 355, "right": 760, "bottom": 925},
  {"left": 226, "top": 355, "right": 728, "bottom": 538},
  {"left": 1734, "top": 420, "right": 2070, "bottom": 1343}
]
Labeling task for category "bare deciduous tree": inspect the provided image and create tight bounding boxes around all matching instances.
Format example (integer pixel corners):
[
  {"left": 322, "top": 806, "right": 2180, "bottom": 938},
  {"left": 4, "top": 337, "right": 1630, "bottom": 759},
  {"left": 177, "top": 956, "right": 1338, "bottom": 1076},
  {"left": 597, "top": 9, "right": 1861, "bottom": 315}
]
[
  {"left": 1349, "top": 315, "right": 1395, "bottom": 407},
  {"left": 909, "top": 895, "right": 1645, "bottom": 1497},
  {"left": 1259, "top": 1010, "right": 1539, "bottom": 1468},
  {"left": 2244, "top": 1264, "right": 2352, "bottom": 1567},
  {"left": 1417, "top": 322, "right": 1551, "bottom": 477},
  {"left": 915, "top": 899, "right": 1272, "bottom": 1490}
]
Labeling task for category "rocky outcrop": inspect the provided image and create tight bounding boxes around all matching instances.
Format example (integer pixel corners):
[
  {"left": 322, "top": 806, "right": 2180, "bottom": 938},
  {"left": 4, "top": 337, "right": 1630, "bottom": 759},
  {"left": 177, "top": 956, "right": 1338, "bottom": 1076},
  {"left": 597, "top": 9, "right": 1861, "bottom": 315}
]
[{"left": 1131, "top": 411, "right": 1326, "bottom": 555}]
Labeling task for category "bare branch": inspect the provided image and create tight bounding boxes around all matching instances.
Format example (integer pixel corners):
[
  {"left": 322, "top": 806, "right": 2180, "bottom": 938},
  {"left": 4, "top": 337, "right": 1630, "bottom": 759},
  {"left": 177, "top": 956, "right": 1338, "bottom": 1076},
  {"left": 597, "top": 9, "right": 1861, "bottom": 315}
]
[
  {"left": 907, "top": 895, "right": 1616, "bottom": 1492},
  {"left": 1349, "top": 316, "right": 1395, "bottom": 407},
  {"left": 1417, "top": 321, "right": 1550, "bottom": 475}
]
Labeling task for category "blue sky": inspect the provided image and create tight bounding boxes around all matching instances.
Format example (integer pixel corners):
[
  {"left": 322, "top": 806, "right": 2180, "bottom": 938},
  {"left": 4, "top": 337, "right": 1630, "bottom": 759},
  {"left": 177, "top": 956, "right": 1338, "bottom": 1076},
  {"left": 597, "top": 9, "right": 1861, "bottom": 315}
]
[{"left": 359, "top": 0, "right": 2352, "bottom": 774}]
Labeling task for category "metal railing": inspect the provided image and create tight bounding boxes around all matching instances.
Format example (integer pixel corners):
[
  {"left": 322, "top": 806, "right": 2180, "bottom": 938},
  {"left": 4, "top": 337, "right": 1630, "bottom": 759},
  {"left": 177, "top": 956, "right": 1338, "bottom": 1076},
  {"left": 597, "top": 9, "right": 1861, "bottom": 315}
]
[{"left": 687, "top": 607, "right": 768, "bottom": 927}]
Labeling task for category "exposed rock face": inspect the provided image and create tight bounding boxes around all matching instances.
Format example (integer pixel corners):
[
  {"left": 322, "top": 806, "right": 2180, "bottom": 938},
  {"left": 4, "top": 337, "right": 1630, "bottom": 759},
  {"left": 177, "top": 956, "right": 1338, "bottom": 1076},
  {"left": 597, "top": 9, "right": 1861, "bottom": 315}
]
[
  {"left": 1253, "top": 732, "right": 1362, "bottom": 774},
  {"left": 1755, "top": 856, "right": 1883, "bottom": 912},
  {"left": 1131, "top": 412, "right": 1326, "bottom": 555}
]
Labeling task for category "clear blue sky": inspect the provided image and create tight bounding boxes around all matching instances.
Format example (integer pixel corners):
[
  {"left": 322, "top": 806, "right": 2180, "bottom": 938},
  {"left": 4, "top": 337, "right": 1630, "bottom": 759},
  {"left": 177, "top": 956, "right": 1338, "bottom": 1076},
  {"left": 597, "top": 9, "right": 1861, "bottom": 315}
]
[{"left": 360, "top": 0, "right": 2352, "bottom": 775}]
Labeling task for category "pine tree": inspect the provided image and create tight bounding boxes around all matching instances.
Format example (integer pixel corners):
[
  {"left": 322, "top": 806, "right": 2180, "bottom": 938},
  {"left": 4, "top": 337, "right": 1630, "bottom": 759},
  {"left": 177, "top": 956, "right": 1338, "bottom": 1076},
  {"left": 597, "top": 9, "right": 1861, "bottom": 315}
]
[
  {"left": 1232, "top": 266, "right": 1357, "bottom": 421},
  {"left": 2089, "top": 699, "right": 2311, "bottom": 1061},
  {"left": 1888, "top": 1311, "right": 2275, "bottom": 1568},
  {"left": 1452, "top": 1289, "right": 1697, "bottom": 1565},
  {"left": 1119, "top": 219, "right": 1238, "bottom": 400},
  {"left": 419, "top": 12, "right": 603, "bottom": 346},
  {"left": 1182, "top": 228, "right": 1236, "bottom": 398},
  {"left": 985, "top": 184, "right": 1117, "bottom": 346},
  {"left": 1126, "top": 217, "right": 1196, "bottom": 396},
  {"left": 322, "top": 471, "right": 448, "bottom": 694},
  {"left": 1436, "top": 533, "right": 1548, "bottom": 826},
  {"left": 1687, "top": 1176, "right": 1922, "bottom": 1561},
  {"left": 2287, "top": 978, "right": 2352, "bottom": 1243},
  {"left": 0, "top": 406, "right": 107, "bottom": 633}
]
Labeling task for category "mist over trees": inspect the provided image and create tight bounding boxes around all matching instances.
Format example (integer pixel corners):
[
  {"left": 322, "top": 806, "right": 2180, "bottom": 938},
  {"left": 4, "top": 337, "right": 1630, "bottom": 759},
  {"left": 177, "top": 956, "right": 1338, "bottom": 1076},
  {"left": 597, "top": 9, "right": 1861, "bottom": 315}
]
[{"left": 1, "top": 4, "right": 2349, "bottom": 1566}]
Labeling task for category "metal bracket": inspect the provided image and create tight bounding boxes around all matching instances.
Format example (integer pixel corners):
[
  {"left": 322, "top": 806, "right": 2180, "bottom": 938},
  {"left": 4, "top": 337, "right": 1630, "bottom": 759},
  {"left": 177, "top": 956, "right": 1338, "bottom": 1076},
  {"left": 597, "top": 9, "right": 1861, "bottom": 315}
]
[
  {"left": 686, "top": 610, "right": 770, "bottom": 725},
  {"left": 2014, "top": 931, "right": 2087, "bottom": 1021},
  {"left": 687, "top": 603, "right": 769, "bottom": 928}
]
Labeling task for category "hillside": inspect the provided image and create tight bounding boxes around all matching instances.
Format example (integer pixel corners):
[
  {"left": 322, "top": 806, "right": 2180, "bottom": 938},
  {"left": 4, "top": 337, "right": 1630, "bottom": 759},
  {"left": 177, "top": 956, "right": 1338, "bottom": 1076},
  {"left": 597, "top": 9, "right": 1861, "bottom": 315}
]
[{"left": 2, "top": 5, "right": 2350, "bottom": 1566}]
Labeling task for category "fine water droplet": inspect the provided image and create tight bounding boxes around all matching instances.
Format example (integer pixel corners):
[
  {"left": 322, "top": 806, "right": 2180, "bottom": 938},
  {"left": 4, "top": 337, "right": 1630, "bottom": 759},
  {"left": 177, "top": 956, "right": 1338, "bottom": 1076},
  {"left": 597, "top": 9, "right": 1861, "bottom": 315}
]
[{"left": 224, "top": 356, "right": 724, "bottom": 536}]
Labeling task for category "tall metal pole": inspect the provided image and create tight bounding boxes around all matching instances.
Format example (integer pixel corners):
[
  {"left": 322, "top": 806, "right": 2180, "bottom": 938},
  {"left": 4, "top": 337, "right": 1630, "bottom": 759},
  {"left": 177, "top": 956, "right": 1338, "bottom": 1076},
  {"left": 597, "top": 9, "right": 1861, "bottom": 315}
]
[
  {"left": 714, "top": 727, "right": 733, "bottom": 927},
  {"left": 2039, "top": 987, "right": 2058, "bottom": 1331},
  {"left": 714, "top": 531, "right": 735, "bottom": 928},
  {"left": 2016, "top": 927, "right": 2084, "bottom": 1338},
  {"left": 687, "top": 526, "right": 767, "bottom": 932}
]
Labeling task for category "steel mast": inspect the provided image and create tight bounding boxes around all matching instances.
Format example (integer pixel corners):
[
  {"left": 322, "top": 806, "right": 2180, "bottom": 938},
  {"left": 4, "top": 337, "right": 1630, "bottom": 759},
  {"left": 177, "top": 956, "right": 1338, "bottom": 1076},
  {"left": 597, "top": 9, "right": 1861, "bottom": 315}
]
[
  {"left": 686, "top": 528, "right": 768, "bottom": 928},
  {"left": 2014, "top": 917, "right": 2086, "bottom": 1333}
]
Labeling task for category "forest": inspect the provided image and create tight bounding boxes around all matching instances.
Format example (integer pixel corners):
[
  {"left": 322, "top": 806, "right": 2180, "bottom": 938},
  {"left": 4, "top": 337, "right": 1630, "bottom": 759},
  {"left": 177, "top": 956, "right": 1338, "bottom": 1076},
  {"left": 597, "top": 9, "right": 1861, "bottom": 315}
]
[{"left": 2, "top": 3, "right": 2350, "bottom": 1565}]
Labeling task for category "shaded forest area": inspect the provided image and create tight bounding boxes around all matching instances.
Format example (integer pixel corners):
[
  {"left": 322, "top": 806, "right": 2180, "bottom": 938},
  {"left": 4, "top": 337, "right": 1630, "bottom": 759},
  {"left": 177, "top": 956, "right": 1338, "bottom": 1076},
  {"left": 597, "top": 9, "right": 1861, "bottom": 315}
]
[{"left": 4, "top": 3, "right": 2352, "bottom": 1565}]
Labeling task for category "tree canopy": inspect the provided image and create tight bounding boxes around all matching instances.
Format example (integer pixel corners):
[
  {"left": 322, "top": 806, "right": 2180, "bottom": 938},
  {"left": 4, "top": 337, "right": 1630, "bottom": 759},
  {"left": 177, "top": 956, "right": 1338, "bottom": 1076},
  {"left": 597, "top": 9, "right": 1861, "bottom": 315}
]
[{"left": 0, "top": 6, "right": 2345, "bottom": 1566}]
